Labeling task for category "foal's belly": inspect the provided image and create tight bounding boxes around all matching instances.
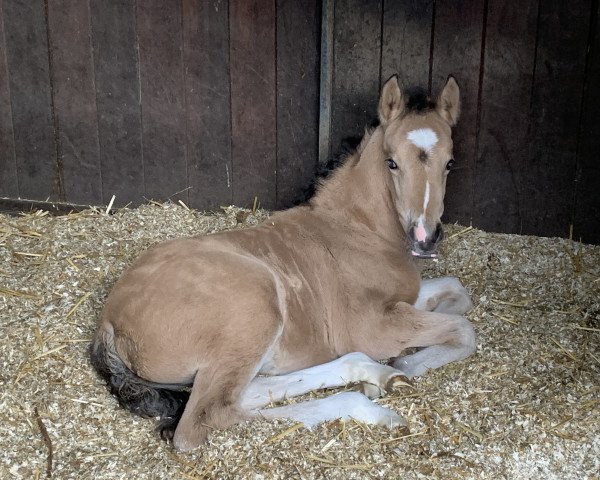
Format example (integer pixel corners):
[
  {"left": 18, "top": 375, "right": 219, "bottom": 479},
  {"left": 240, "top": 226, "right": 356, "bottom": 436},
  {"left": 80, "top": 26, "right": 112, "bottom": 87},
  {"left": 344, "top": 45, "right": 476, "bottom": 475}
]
[{"left": 259, "top": 331, "right": 336, "bottom": 375}]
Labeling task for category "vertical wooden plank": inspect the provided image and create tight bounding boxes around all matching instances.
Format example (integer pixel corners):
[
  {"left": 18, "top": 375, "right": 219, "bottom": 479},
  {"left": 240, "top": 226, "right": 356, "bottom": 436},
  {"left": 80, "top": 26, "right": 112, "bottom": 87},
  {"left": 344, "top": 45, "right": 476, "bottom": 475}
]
[
  {"left": 90, "top": 0, "right": 144, "bottom": 207},
  {"left": 276, "top": 0, "right": 321, "bottom": 208},
  {"left": 330, "top": 0, "right": 382, "bottom": 154},
  {"left": 3, "top": 0, "right": 57, "bottom": 200},
  {"left": 137, "top": 0, "right": 187, "bottom": 203},
  {"left": 0, "top": 0, "right": 18, "bottom": 198},
  {"left": 318, "top": 0, "right": 334, "bottom": 165},
  {"left": 573, "top": 1, "right": 600, "bottom": 244},
  {"left": 431, "top": 0, "right": 485, "bottom": 226},
  {"left": 184, "top": 0, "right": 232, "bottom": 211},
  {"left": 473, "top": 0, "right": 538, "bottom": 233},
  {"left": 381, "top": 0, "right": 433, "bottom": 88},
  {"left": 230, "top": 0, "right": 277, "bottom": 209},
  {"left": 524, "top": 0, "right": 592, "bottom": 238},
  {"left": 47, "top": 0, "right": 102, "bottom": 205}
]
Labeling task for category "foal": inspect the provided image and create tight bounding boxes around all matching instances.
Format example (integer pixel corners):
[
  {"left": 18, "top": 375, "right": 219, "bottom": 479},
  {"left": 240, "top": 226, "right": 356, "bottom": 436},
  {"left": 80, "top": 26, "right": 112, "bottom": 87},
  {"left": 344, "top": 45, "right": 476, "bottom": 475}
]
[{"left": 91, "top": 74, "right": 476, "bottom": 451}]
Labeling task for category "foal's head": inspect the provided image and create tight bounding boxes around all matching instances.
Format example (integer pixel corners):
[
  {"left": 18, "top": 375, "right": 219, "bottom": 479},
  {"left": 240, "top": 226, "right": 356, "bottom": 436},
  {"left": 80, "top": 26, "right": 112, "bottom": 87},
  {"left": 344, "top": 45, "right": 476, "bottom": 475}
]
[{"left": 378, "top": 75, "right": 460, "bottom": 258}]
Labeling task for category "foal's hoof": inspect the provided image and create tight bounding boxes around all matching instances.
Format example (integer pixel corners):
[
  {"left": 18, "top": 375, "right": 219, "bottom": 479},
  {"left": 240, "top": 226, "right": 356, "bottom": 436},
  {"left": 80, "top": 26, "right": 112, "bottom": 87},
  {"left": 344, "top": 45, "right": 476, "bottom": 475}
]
[
  {"left": 160, "top": 425, "right": 176, "bottom": 442},
  {"left": 386, "top": 374, "right": 413, "bottom": 391},
  {"left": 157, "top": 416, "right": 180, "bottom": 443},
  {"left": 358, "top": 374, "right": 412, "bottom": 399}
]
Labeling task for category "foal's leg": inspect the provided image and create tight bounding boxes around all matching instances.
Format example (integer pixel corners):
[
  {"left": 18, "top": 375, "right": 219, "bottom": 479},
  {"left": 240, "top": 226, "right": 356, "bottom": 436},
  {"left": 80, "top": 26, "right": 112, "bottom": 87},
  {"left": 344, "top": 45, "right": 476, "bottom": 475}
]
[
  {"left": 415, "top": 277, "right": 473, "bottom": 314},
  {"left": 256, "top": 391, "right": 406, "bottom": 429},
  {"left": 172, "top": 316, "right": 283, "bottom": 451},
  {"left": 241, "top": 353, "right": 409, "bottom": 430},
  {"left": 355, "top": 303, "right": 476, "bottom": 378},
  {"left": 241, "top": 352, "right": 410, "bottom": 411},
  {"left": 391, "top": 305, "right": 475, "bottom": 377}
]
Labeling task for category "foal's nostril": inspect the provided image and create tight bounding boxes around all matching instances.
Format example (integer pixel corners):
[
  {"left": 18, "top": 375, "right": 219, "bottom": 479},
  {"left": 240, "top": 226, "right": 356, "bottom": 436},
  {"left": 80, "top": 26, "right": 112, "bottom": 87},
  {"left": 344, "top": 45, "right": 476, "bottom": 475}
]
[
  {"left": 408, "top": 223, "right": 443, "bottom": 253},
  {"left": 408, "top": 225, "right": 416, "bottom": 242}
]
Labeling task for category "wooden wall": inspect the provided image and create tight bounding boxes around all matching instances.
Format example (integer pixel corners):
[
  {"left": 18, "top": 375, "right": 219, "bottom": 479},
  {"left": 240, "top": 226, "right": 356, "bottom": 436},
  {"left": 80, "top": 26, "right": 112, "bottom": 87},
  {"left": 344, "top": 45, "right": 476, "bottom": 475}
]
[
  {"left": 0, "top": 0, "right": 321, "bottom": 211},
  {"left": 0, "top": 0, "right": 599, "bottom": 244}
]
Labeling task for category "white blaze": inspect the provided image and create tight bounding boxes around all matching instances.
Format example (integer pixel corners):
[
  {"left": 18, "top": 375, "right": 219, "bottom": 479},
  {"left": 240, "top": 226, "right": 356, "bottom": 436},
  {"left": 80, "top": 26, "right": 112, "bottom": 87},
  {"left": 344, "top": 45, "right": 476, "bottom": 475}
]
[
  {"left": 405, "top": 129, "right": 437, "bottom": 244},
  {"left": 415, "top": 181, "right": 430, "bottom": 242},
  {"left": 407, "top": 128, "right": 438, "bottom": 153}
]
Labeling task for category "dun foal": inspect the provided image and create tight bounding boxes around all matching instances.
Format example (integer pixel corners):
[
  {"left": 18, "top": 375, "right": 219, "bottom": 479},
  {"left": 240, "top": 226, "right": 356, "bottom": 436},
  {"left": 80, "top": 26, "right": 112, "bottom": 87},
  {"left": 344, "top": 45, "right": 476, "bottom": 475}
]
[{"left": 91, "top": 75, "right": 476, "bottom": 451}]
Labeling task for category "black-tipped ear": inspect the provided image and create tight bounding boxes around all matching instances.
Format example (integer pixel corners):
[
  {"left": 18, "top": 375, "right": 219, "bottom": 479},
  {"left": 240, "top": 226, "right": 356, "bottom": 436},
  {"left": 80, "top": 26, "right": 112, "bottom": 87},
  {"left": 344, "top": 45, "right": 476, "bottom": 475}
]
[
  {"left": 436, "top": 75, "right": 461, "bottom": 126},
  {"left": 378, "top": 75, "right": 405, "bottom": 125}
]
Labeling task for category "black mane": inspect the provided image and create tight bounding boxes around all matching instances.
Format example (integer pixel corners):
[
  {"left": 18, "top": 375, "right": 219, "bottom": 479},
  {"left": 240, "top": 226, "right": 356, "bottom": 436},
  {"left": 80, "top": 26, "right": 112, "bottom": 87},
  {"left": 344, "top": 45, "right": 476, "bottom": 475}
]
[{"left": 298, "top": 135, "right": 364, "bottom": 204}]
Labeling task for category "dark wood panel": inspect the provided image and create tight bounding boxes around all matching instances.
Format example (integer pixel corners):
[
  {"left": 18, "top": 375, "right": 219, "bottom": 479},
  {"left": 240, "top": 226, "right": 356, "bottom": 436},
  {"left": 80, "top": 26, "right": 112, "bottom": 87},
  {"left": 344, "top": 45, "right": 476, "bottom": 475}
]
[
  {"left": 230, "top": 0, "right": 277, "bottom": 209},
  {"left": 473, "top": 0, "right": 539, "bottom": 233},
  {"left": 330, "top": 0, "right": 382, "bottom": 154},
  {"left": 3, "top": 0, "right": 57, "bottom": 200},
  {"left": 276, "top": 0, "right": 321, "bottom": 208},
  {"left": 48, "top": 0, "right": 102, "bottom": 205},
  {"left": 184, "top": 0, "right": 232, "bottom": 211},
  {"left": 381, "top": 0, "right": 433, "bottom": 89},
  {"left": 573, "top": 1, "right": 600, "bottom": 244},
  {"left": 0, "top": 0, "right": 18, "bottom": 198},
  {"left": 137, "top": 0, "right": 187, "bottom": 203},
  {"left": 91, "top": 0, "right": 143, "bottom": 207},
  {"left": 524, "top": 0, "right": 592, "bottom": 237},
  {"left": 432, "top": 0, "right": 485, "bottom": 226}
]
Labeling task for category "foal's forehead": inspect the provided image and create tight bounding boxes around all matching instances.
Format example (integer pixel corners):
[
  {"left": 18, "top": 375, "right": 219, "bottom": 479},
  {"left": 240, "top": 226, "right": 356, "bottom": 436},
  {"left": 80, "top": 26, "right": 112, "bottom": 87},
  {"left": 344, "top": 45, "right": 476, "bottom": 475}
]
[{"left": 386, "top": 113, "right": 452, "bottom": 154}]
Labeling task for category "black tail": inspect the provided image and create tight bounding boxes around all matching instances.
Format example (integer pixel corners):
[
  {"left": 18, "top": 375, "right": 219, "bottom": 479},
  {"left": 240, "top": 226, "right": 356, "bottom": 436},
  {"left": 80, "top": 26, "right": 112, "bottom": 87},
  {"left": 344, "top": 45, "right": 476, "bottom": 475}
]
[{"left": 90, "top": 327, "right": 190, "bottom": 439}]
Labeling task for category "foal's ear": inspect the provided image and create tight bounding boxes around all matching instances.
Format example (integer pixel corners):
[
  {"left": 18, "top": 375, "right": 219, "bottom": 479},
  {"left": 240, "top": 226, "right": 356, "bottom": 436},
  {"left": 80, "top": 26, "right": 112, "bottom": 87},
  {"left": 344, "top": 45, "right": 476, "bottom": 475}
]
[
  {"left": 378, "top": 75, "right": 405, "bottom": 125},
  {"left": 436, "top": 75, "right": 461, "bottom": 126}
]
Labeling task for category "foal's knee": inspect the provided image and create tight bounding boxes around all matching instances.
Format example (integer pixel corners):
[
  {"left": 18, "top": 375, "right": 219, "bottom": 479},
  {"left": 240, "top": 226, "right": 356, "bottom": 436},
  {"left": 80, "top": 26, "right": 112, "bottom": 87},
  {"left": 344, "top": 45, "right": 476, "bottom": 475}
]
[
  {"left": 450, "top": 316, "right": 477, "bottom": 358},
  {"left": 392, "top": 315, "right": 477, "bottom": 377},
  {"left": 427, "top": 314, "right": 476, "bottom": 356},
  {"left": 435, "top": 279, "right": 473, "bottom": 315},
  {"left": 416, "top": 277, "right": 473, "bottom": 314}
]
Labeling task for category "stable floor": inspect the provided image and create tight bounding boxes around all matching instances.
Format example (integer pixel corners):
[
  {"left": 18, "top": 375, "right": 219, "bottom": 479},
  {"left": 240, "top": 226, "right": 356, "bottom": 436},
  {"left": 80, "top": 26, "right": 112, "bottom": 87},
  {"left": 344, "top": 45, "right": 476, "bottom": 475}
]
[{"left": 0, "top": 204, "right": 598, "bottom": 479}]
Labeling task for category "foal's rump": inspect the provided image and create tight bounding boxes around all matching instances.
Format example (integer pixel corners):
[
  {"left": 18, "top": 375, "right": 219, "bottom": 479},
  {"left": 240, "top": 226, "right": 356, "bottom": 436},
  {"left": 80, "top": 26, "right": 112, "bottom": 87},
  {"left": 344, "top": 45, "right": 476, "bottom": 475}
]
[{"left": 97, "top": 234, "right": 285, "bottom": 382}]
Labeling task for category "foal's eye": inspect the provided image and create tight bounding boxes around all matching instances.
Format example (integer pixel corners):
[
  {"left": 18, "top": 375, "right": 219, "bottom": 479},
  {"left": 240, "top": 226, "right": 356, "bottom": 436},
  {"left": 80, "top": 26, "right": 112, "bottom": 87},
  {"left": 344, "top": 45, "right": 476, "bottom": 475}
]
[
  {"left": 386, "top": 158, "right": 398, "bottom": 170},
  {"left": 446, "top": 159, "right": 456, "bottom": 170}
]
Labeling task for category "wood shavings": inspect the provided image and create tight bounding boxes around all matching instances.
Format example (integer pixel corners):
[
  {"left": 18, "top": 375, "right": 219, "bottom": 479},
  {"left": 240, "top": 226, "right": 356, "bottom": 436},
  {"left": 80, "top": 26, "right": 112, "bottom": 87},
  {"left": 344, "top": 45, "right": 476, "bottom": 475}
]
[{"left": 0, "top": 204, "right": 598, "bottom": 479}]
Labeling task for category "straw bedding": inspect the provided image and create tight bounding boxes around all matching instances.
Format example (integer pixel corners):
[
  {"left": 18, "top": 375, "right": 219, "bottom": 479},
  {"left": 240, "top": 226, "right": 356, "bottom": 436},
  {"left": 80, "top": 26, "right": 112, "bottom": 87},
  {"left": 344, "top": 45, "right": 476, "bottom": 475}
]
[{"left": 0, "top": 203, "right": 598, "bottom": 479}]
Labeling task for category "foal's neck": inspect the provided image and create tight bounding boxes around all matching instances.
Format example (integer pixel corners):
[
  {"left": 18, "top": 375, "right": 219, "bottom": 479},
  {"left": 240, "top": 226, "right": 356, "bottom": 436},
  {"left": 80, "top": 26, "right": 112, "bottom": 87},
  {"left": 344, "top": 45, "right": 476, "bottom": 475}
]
[{"left": 312, "top": 128, "right": 404, "bottom": 242}]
